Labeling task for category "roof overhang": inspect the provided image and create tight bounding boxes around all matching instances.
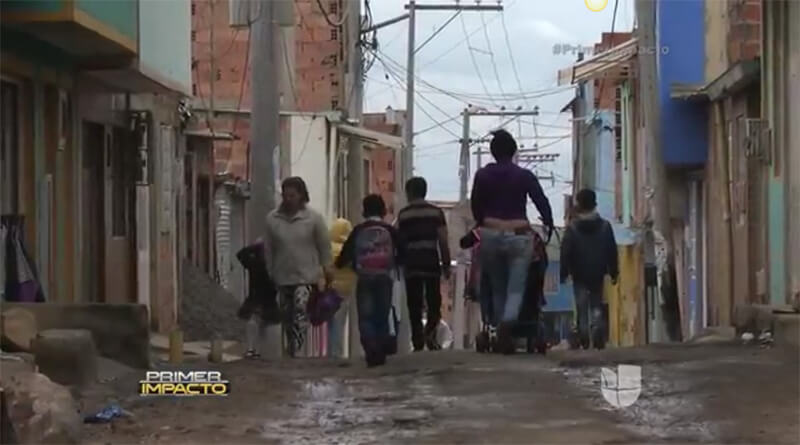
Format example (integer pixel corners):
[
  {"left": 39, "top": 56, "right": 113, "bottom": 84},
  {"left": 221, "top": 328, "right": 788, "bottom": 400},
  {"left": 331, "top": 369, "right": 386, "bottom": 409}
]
[
  {"left": 670, "top": 60, "right": 760, "bottom": 102},
  {"left": 557, "top": 38, "right": 638, "bottom": 86},
  {"left": 185, "top": 129, "right": 238, "bottom": 140},
  {"left": 336, "top": 123, "right": 404, "bottom": 150}
]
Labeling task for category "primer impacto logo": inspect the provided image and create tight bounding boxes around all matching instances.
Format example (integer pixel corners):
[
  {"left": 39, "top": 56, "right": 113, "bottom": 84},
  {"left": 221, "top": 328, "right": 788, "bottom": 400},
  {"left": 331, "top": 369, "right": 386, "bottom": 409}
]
[
  {"left": 585, "top": 0, "right": 609, "bottom": 12},
  {"left": 600, "top": 365, "right": 642, "bottom": 408},
  {"left": 139, "top": 371, "right": 230, "bottom": 397}
]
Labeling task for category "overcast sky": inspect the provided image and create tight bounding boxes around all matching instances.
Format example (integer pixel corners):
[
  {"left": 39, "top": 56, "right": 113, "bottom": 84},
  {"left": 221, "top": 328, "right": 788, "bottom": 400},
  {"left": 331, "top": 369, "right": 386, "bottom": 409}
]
[{"left": 363, "top": 0, "right": 635, "bottom": 226}]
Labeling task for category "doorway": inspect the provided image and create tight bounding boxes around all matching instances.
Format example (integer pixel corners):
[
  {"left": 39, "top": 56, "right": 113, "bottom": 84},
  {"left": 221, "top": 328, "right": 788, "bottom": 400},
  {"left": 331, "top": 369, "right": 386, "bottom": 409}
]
[{"left": 82, "top": 122, "right": 105, "bottom": 302}]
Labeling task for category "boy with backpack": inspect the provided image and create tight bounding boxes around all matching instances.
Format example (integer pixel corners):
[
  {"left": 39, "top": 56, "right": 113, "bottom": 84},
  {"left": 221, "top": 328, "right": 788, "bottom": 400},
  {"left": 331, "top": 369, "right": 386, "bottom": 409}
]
[{"left": 335, "top": 195, "right": 403, "bottom": 367}]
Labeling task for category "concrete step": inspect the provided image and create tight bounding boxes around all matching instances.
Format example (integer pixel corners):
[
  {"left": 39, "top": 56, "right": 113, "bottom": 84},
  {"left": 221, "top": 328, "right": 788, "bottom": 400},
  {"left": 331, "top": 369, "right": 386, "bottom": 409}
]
[
  {"left": 150, "top": 334, "right": 242, "bottom": 362},
  {"left": 774, "top": 314, "right": 800, "bottom": 348}
]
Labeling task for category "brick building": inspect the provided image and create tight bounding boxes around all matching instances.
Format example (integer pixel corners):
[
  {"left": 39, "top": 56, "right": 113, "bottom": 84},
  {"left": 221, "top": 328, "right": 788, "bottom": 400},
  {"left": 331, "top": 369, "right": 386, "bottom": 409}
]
[
  {"left": 362, "top": 107, "right": 406, "bottom": 219},
  {"left": 190, "top": 0, "right": 351, "bottom": 179}
]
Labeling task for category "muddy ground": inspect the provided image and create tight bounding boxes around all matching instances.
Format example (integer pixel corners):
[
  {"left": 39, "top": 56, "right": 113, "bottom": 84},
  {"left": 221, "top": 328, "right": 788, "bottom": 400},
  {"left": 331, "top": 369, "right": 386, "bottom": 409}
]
[{"left": 80, "top": 342, "right": 799, "bottom": 444}]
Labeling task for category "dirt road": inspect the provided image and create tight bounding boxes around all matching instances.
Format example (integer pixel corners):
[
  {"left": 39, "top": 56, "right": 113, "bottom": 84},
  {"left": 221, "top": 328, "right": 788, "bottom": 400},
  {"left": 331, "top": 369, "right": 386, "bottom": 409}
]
[{"left": 82, "top": 343, "right": 799, "bottom": 444}]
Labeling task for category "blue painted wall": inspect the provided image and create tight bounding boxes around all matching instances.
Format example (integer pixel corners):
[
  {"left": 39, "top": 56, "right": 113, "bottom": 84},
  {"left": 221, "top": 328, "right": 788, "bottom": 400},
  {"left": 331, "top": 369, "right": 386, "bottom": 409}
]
[
  {"left": 543, "top": 261, "right": 574, "bottom": 313},
  {"left": 657, "top": 0, "right": 709, "bottom": 166}
]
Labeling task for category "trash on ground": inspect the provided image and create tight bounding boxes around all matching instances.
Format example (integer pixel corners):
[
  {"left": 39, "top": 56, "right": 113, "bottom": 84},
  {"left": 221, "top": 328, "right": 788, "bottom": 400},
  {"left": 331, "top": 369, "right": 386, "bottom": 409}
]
[{"left": 84, "top": 403, "right": 127, "bottom": 424}]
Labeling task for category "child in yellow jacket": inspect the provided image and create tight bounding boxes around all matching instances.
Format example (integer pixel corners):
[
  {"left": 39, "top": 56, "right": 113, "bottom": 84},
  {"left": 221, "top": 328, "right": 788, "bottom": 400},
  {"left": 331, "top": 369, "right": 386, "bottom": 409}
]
[{"left": 328, "top": 219, "right": 356, "bottom": 357}]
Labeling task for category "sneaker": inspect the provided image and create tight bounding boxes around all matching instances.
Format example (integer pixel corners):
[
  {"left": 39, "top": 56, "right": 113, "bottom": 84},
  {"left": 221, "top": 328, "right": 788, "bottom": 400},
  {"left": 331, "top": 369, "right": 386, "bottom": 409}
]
[{"left": 244, "top": 350, "right": 260, "bottom": 359}]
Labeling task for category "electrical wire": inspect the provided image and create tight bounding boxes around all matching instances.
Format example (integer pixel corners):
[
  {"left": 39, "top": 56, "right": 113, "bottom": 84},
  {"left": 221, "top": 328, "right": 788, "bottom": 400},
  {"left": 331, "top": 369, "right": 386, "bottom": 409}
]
[
  {"left": 315, "top": 0, "right": 349, "bottom": 27},
  {"left": 479, "top": 12, "right": 506, "bottom": 99},
  {"left": 419, "top": 0, "right": 518, "bottom": 71},
  {"left": 375, "top": 49, "right": 572, "bottom": 107},
  {"left": 499, "top": 10, "right": 528, "bottom": 108},
  {"left": 416, "top": 10, "right": 462, "bottom": 54},
  {"left": 459, "top": 14, "right": 496, "bottom": 106},
  {"left": 376, "top": 52, "right": 463, "bottom": 139},
  {"left": 230, "top": 29, "right": 251, "bottom": 141}
]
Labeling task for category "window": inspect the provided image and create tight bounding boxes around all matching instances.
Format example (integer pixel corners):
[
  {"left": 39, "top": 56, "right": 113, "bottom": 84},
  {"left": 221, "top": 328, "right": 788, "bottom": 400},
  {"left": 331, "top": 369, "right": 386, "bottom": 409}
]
[
  {"left": 330, "top": 28, "right": 338, "bottom": 41},
  {"left": 329, "top": 1, "right": 338, "bottom": 14},
  {"left": 191, "top": 2, "right": 196, "bottom": 15},
  {"left": 111, "top": 129, "right": 128, "bottom": 237},
  {"left": 191, "top": 30, "right": 197, "bottom": 41},
  {"left": 191, "top": 59, "right": 198, "bottom": 69},
  {"left": 388, "top": 159, "right": 393, "bottom": 170},
  {"left": 331, "top": 99, "right": 339, "bottom": 109},
  {"left": 192, "top": 84, "right": 197, "bottom": 96},
  {"left": 216, "top": 69, "right": 222, "bottom": 81}
]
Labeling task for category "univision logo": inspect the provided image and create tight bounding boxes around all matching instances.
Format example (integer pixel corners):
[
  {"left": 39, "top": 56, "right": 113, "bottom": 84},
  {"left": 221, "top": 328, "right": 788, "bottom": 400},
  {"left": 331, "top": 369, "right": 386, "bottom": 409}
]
[{"left": 600, "top": 364, "right": 642, "bottom": 408}]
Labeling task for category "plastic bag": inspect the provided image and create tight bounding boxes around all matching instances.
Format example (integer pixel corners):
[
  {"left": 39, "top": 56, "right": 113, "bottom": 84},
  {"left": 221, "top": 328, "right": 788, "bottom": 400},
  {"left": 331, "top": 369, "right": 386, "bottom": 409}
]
[{"left": 306, "top": 288, "right": 342, "bottom": 327}]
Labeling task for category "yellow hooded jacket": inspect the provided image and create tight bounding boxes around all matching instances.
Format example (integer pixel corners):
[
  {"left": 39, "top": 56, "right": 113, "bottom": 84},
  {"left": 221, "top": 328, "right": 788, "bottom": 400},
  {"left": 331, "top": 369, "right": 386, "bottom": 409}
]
[{"left": 330, "top": 218, "right": 357, "bottom": 297}]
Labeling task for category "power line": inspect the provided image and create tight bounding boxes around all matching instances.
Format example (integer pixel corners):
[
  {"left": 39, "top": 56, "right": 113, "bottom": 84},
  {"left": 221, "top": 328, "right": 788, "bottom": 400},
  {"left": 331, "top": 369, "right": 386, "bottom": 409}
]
[
  {"left": 377, "top": 53, "right": 463, "bottom": 139},
  {"left": 419, "top": 0, "right": 518, "bottom": 70},
  {"left": 459, "top": 13, "right": 496, "bottom": 106},
  {"left": 415, "top": 10, "right": 462, "bottom": 53},
  {"left": 314, "top": 0, "right": 349, "bottom": 27},
  {"left": 479, "top": 11, "right": 506, "bottom": 99},
  {"left": 375, "top": 49, "right": 572, "bottom": 107},
  {"left": 499, "top": 10, "right": 528, "bottom": 108}
]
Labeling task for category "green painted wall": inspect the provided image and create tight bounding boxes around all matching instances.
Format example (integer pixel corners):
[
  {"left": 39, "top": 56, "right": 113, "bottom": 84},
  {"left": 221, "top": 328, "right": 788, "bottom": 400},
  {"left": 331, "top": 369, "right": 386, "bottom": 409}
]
[
  {"left": 76, "top": 0, "right": 138, "bottom": 42},
  {"left": 768, "top": 179, "right": 786, "bottom": 306}
]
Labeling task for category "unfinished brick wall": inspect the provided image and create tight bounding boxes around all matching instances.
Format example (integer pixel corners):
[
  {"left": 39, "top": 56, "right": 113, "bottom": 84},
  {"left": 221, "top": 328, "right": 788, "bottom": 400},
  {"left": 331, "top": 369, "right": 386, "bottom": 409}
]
[
  {"left": 191, "top": 0, "right": 349, "bottom": 178},
  {"left": 294, "top": 0, "right": 344, "bottom": 112},
  {"left": 191, "top": 0, "right": 252, "bottom": 178},
  {"left": 362, "top": 112, "right": 404, "bottom": 219},
  {"left": 727, "top": 0, "right": 761, "bottom": 64}
]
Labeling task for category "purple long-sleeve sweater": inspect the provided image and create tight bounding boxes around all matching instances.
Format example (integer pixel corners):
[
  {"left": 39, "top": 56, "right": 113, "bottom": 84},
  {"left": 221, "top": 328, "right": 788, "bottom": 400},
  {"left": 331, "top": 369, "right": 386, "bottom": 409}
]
[{"left": 470, "top": 161, "right": 554, "bottom": 228}]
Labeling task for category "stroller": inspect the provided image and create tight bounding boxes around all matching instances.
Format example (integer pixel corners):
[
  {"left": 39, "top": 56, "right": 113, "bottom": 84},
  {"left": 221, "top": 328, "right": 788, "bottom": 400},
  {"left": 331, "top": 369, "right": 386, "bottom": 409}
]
[{"left": 461, "top": 228, "right": 549, "bottom": 355}]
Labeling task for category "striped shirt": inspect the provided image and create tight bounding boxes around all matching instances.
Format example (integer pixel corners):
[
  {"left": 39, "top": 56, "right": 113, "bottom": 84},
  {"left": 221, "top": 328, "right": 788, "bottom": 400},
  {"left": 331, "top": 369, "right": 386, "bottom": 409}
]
[{"left": 396, "top": 200, "right": 450, "bottom": 277}]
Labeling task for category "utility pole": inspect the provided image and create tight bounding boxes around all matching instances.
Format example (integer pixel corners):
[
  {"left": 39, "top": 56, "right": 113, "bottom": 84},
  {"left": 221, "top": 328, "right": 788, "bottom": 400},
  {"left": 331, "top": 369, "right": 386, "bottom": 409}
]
[
  {"left": 402, "top": 1, "right": 416, "bottom": 194},
  {"left": 248, "top": 0, "right": 278, "bottom": 237},
  {"left": 249, "top": 0, "right": 281, "bottom": 358},
  {"left": 459, "top": 109, "right": 471, "bottom": 203},
  {"left": 209, "top": 0, "right": 215, "bottom": 125},
  {"left": 458, "top": 108, "right": 547, "bottom": 201},
  {"left": 400, "top": 1, "right": 504, "bottom": 207},
  {"left": 636, "top": 0, "right": 680, "bottom": 342}
]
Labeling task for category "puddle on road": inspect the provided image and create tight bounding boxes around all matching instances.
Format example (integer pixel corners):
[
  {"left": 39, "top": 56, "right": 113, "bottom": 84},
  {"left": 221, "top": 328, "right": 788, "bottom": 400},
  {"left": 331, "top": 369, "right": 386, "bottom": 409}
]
[
  {"left": 261, "top": 376, "right": 451, "bottom": 444},
  {"left": 561, "top": 366, "right": 720, "bottom": 442}
]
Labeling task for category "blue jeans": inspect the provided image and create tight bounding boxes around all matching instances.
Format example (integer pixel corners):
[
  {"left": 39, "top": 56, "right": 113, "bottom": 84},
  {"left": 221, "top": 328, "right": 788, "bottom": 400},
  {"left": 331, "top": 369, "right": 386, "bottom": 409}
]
[
  {"left": 574, "top": 284, "right": 605, "bottom": 347},
  {"left": 479, "top": 228, "right": 534, "bottom": 325},
  {"left": 355, "top": 275, "right": 393, "bottom": 360}
]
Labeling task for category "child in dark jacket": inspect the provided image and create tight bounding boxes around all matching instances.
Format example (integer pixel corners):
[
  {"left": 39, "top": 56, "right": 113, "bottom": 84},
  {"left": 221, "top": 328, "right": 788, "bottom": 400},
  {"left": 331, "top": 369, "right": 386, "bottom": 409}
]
[
  {"left": 236, "top": 242, "right": 279, "bottom": 359},
  {"left": 335, "top": 195, "right": 403, "bottom": 367}
]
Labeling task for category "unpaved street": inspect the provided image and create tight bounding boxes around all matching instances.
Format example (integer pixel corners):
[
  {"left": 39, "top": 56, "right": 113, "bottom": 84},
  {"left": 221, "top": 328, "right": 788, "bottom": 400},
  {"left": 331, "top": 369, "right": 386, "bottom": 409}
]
[{"left": 82, "top": 343, "right": 799, "bottom": 444}]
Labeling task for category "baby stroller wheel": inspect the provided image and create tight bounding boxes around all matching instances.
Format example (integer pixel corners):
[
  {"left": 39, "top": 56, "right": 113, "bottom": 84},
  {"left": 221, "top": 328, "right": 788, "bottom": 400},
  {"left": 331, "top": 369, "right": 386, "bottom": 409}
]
[
  {"left": 525, "top": 336, "right": 535, "bottom": 354},
  {"left": 475, "top": 332, "right": 489, "bottom": 353}
]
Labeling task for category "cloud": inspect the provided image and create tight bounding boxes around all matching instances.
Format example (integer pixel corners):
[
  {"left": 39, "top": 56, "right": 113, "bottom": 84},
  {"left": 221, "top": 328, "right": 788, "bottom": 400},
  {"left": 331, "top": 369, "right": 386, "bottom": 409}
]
[{"left": 526, "top": 19, "right": 576, "bottom": 43}]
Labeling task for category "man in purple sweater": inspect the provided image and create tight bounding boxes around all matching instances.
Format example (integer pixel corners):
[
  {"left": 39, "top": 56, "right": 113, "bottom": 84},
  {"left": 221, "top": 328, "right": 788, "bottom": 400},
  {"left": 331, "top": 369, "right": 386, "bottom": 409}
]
[{"left": 470, "top": 129, "right": 554, "bottom": 354}]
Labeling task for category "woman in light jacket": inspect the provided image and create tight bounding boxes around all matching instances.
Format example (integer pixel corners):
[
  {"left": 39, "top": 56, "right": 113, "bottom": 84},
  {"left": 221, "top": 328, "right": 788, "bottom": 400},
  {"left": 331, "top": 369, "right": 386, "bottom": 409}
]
[{"left": 265, "top": 177, "right": 333, "bottom": 358}]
